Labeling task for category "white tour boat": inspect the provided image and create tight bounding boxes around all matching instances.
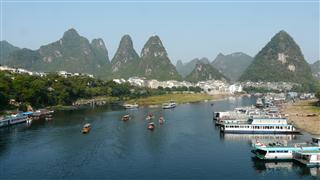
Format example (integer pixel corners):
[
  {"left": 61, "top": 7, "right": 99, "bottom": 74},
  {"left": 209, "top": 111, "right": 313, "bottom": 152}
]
[
  {"left": 220, "top": 118, "right": 298, "bottom": 134},
  {"left": 252, "top": 137, "right": 320, "bottom": 160},
  {"left": 123, "top": 103, "right": 139, "bottom": 109},
  {"left": 162, "top": 101, "right": 176, "bottom": 109}
]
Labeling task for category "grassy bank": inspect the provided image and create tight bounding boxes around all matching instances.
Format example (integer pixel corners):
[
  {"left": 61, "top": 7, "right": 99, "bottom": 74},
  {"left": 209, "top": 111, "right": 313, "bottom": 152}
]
[
  {"left": 282, "top": 100, "right": 320, "bottom": 135},
  {"left": 125, "top": 93, "right": 229, "bottom": 105}
]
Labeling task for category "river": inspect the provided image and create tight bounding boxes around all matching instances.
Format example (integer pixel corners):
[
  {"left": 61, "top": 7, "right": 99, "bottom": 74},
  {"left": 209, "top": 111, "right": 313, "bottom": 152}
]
[{"left": 0, "top": 97, "right": 318, "bottom": 179}]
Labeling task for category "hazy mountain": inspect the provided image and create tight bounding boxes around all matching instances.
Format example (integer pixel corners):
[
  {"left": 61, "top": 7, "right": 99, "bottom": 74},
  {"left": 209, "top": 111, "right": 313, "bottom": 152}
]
[
  {"left": 185, "top": 62, "right": 228, "bottom": 82},
  {"left": 239, "top": 30, "right": 314, "bottom": 84},
  {"left": 5, "top": 28, "right": 111, "bottom": 78},
  {"left": 0, "top": 41, "right": 20, "bottom": 64},
  {"left": 176, "top": 57, "right": 210, "bottom": 77},
  {"left": 138, "top": 35, "right": 181, "bottom": 80},
  {"left": 212, "top": 52, "right": 253, "bottom": 81},
  {"left": 111, "top": 35, "right": 140, "bottom": 79},
  {"left": 311, "top": 60, "right": 320, "bottom": 80}
]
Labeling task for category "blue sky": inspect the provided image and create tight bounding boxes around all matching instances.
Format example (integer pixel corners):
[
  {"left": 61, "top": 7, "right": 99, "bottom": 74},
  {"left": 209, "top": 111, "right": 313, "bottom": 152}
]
[{"left": 1, "top": 1, "right": 319, "bottom": 64}]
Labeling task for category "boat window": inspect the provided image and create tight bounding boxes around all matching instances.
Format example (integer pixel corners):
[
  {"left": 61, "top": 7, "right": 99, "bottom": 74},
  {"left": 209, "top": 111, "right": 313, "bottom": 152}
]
[{"left": 269, "top": 151, "right": 275, "bottom": 153}]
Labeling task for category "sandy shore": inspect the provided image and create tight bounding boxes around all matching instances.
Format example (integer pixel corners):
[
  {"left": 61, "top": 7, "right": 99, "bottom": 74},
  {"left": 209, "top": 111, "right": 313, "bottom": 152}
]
[{"left": 281, "top": 100, "right": 320, "bottom": 135}]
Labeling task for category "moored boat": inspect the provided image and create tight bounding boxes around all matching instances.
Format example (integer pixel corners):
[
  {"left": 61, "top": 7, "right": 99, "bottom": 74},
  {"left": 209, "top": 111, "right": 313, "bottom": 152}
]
[
  {"left": 162, "top": 101, "right": 176, "bottom": 109},
  {"left": 82, "top": 123, "right": 91, "bottom": 134},
  {"left": 123, "top": 103, "right": 139, "bottom": 109},
  {"left": 252, "top": 137, "right": 320, "bottom": 160},
  {"left": 220, "top": 118, "right": 298, "bottom": 134},
  {"left": 0, "top": 112, "right": 33, "bottom": 128},
  {"left": 293, "top": 149, "right": 320, "bottom": 167},
  {"left": 32, "top": 109, "right": 54, "bottom": 120}
]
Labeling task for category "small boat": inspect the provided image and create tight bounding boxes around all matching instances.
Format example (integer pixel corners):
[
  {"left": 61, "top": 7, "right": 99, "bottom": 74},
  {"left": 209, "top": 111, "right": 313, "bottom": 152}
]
[
  {"left": 145, "top": 113, "right": 154, "bottom": 120},
  {"left": 123, "top": 103, "right": 139, "bottom": 109},
  {"left": 122, "top": 115, "right": 130, "bottom": 121},
  {"left": 147, "top": 122, "right": 155, "bottom": 130},
  {"left": 162, "top": 101, "right": 176, "bottom": 109},
  {"left": 159, "top": 117, "right": 165, "bottom": 125},
  {"left": 82, "top": 123, "right": 91, "bottom": 134}
]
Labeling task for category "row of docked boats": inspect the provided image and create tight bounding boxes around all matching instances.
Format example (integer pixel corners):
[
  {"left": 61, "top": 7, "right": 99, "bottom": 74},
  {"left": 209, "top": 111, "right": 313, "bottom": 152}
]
[
  {"left": 0, "top": 109, "right": 54, "bottom": 128},
  {"left": 252, "top": 137, "right": 320, "bottom": 167},
  {"left": 215, "top": 96, "right": 320, "bottom": 167}
]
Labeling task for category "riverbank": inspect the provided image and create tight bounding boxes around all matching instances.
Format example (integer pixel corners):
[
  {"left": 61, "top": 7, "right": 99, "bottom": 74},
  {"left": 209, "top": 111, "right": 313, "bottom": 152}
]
[
  {"left": 125, "top": 93, "right": 230, "bottom": 106},
  {"left": 281, "top": 100, "right": 320, "bottom": 135}
]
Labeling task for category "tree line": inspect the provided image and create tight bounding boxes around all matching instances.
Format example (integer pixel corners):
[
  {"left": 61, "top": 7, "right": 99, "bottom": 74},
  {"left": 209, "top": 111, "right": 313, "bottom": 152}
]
[{"left": 0, "top": 71, "right": 202, "bottom": 110}]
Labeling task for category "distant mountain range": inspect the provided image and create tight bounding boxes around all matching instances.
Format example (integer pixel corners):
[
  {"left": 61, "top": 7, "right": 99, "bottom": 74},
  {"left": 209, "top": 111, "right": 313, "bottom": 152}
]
[
  {"left": 176, "top": 58, "right": 210, "bottom": 77},
  {"left": 185, "top": 62, "right": 227, "bottom": 82},
  {"left": 211, "top": 52, "right": 253, "bottom": 81},
  {"left": 0, "top": 29, "right": 179, "bottom": 80},
  {"left": 2, "top": 29, "right": 111, "bottom": 77},
  {"left": 0, "top": 29, "right": 317, "bottom": 84},
  {"left": 239, "top": 30, "right": 314, "bottom": 85}
]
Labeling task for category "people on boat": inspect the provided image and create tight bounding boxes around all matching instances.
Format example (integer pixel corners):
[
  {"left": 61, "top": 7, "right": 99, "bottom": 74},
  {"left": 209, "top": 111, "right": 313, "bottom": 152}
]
[
  {"left": 159, "top": 116, "right": 165, "bottom": 125},
  {"left": 82, "top": 123, "right": 91, "bottom": 134},
  {"left": 122, "top": 115, "right": 130, "bottom": 121},
  {"left": 147, "top": 122, "right": 155, "bottom": 130}
]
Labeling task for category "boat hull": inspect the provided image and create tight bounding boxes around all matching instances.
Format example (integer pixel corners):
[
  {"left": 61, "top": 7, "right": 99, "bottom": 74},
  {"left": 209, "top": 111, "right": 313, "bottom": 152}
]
[{"left": 221, "top": 130, "right": 299, "bottom": 134}]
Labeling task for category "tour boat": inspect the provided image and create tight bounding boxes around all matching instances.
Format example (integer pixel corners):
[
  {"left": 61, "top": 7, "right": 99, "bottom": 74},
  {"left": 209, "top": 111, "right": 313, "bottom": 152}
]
[
  {"left": 252, "top": 137, "right": 320, "bottom": 160},
  {"left": 82, "top": 123, "right": 91, "bottom": 134},
  {"left": 214, "top": 107, "right": 272, "bottom": 126},
  {"left": 293, "top": 149, "right": 320, "bottom": 167},
  {"left": 123, "top": 103, "right": 139, "bottom": 109},
  {"left": 0, "top": 113, "right": 32, "bottom": 128},
  {"left": 147, "top": 122, "right": 155, "bottom": 130},
  {"left": 220, "top": 118, "right": 298, "bottom": 134},
  {"left": 213, "top": 106, "right": 260, "bottom": 121},
  {"left": 162, "top": 101, "right": 176, "bottom": 109},
  {"left": 122, "top": 115, "right": 130, "bottom": 121}
]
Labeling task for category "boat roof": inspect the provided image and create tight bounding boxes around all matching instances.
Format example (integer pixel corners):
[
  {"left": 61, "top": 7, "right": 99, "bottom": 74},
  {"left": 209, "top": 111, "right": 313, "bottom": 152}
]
[
  {"left": 256, "top": 146, "right": 319, "bottom": 152},
  {"left": 83, "top": 123, "right": 91, "bottom": 127},
  {"left": 22, "top": 111, "right": 33, "bottom": 115},
  {"left": 295, "top": 149, "right": 320, "bottom": 155}
]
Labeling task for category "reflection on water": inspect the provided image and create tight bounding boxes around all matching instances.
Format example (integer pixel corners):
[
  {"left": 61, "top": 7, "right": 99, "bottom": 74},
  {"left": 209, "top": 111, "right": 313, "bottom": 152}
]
[
  {"left": 220, "top": 133, "right": 297, "bottom": 142},
  {"left": 251, "top": 158, "right": 320, "bottom": 178}
]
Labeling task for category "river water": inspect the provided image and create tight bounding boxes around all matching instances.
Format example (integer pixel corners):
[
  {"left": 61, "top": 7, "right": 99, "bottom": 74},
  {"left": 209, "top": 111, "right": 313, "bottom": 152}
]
[{"left": 0, "top": 97, "right": 318, "bottom": 179}]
